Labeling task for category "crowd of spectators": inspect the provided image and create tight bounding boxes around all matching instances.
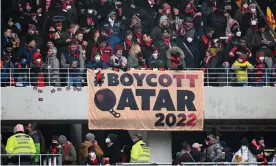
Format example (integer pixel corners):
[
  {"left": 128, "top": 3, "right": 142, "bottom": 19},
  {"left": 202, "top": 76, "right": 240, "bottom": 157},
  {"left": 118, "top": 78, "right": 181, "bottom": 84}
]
[
  {"left": 1, "top": 0, "right": 276, "bottom": 87},
  {"left": 2, "top": 124, "right": 276, "bottom": 165}
]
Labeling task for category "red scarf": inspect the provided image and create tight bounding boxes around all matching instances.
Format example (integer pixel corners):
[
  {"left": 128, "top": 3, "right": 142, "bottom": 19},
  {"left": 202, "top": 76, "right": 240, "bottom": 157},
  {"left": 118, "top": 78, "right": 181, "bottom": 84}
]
[
  {"left": 144, "top": 40, "right": 152, "bottom": 47},
  {"left": 136, "top": 32, "right": 143, "bottom": 44},
  {"left": 64, "top": 142, "right": 70, "bottom": 156},
  {"left": 171, "top": 55, "right": 181, "bottom": 67},
  {"left": 124, "top": 39, "right": 133, "bottom": 51},
  {"left": 162, "top": 37, "right": 171, "bottom": 48}
]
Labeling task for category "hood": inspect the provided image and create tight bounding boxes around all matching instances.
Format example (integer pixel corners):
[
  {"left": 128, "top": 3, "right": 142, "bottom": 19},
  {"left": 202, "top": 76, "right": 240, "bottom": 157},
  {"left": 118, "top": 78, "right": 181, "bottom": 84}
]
[
  {"left": 166, "top": 46, "right": 185, "bottom": 59},
  {"left": 108, "top": 11, "right": 116, "bottom": 19}
]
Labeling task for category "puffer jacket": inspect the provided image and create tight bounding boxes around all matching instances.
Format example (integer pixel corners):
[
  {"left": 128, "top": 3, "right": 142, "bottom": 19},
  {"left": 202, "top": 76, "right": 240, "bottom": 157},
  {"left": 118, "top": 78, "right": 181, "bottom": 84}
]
[
  {"left": 102, "top": 12, "right": 125, "bottom": 37},
  {"left": 166, "top": 46, "right": 186, "bottom": 69},
  {"left": 206, "top": 139, "right": 223, "bottom": 162}
]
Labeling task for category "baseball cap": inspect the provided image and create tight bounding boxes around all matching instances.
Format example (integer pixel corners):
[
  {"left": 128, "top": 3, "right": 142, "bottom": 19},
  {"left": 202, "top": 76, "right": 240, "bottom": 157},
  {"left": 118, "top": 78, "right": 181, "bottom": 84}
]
[{"left": 192, "top": 143, "right": 202, "bottom": 148}]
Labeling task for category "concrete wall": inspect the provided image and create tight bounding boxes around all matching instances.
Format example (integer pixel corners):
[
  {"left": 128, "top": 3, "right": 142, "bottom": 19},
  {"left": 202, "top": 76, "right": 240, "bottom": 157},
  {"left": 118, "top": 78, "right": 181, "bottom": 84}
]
[{"left": 2, "top": 87, "right": 276, "bottom": 120}]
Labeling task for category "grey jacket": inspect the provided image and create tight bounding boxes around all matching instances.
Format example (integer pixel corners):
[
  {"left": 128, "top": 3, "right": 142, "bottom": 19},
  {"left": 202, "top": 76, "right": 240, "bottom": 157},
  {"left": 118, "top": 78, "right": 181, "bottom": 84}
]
[
  {"left": 206, "top": 139, "right": 223, "bottom": 162},
  {"left": 47, "top": 54, "right": 60, "bottom": 86}
]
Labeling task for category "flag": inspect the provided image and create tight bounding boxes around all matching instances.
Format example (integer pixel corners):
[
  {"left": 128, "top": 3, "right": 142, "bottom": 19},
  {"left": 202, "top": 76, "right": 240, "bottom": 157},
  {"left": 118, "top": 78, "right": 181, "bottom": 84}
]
[{"left": 266, "top": 7, "right": 276, "bottom": 30}]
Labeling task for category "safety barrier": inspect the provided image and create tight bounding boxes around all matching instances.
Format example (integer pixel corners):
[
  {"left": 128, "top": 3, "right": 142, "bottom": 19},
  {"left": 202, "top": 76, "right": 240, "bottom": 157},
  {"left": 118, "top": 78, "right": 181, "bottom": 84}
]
[
  {"left": 115, "top": 162, "right": 276, "bottom": 165},
  {"left": 1, "top": 67, "right": 276, "bottom": 86},
  {"left": 1, "top": 154, "right": 62, "bottom": 166}
]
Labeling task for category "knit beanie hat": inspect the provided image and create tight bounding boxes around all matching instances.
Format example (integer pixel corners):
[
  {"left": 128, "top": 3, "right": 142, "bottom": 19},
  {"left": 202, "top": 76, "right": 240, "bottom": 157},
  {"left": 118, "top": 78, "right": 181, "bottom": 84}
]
[
  {"left": 25, "top": 35, "right": 35, "bottom": 44},
  {"left": 116, "top": 44, "right": 123, "bottom": 51},
  {"left": 85, "top": 133, "right": 95, "bottom": 142},
  {"left": 159, "top": 15, "right": 168, "bottom": 25},
  {"left": 108, "top": 134, "right": 118, "bottom": 143},
  {"left": 58, "top": 135, "right": 67, "bottom": 144},
  {"left": 163, "top": 3, "right": 171, "bottom": 10}
]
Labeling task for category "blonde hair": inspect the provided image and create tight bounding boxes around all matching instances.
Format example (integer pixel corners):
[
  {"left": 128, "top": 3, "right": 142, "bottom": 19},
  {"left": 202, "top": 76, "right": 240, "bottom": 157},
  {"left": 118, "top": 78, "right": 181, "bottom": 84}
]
[{"left": 129, "top": 44, "right": 141, "bottom": 56}]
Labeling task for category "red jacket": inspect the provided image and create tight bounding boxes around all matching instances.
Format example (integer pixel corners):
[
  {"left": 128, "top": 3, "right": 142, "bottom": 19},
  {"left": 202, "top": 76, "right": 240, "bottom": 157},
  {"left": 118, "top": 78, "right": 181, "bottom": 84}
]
[{"left": 91, "top": 45, "right": 113, "bottom": 64}]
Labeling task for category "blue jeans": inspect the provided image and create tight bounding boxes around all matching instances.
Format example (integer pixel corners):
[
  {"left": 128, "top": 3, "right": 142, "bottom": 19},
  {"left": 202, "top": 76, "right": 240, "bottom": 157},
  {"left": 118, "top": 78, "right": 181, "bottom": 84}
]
[{"left": 67, "top": 76, "right": 82, "bottom": 87}]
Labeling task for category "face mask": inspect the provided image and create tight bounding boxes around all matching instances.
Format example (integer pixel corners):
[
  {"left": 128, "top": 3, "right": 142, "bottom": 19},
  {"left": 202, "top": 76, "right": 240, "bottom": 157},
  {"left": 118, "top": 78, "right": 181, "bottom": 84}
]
[
  {"left": 36, "top": 58, "right": 41, "bottom": 63},
  {"left": 238, "top": 58, "right": 243, "bottom": 63},
  {"left": 259, "top": 56, "right": 265, "bottom": 62},
  {"left": 241, "top": 146, "right": 247, "bottom": 151},
  {"left": 66, "top": 5, "right": 71, "bottom": 10},
  {"left": 251, "top": 20, "right": 257, "bottom": 25},
  {"left": 95, "top": 55, "right": 101, "bottom": 62},
  {"left": 243, "top": 3, "right": 248, "bottom": 8},
  {"left": 105, "top": 138, "right": 111, "bottom": 144},
  {"left": 236, "top": 31, "right": 241, "bottom": 37},
  {"left": 89, "top": 152, "right": 96, "bottom": 158},
  {"left": 21, "top": 59, "right": 27, "bottom": 64},
  {"left": 251, "top": 8, "right": 256, "bottom": 13},
  {"left": 88, "top": 9, "right": 93, "bottom": 14},
  {"left": 187, "top": 37, "right": 193, "bottom": 43},
  {"left": 152, "top": 53, "right": 158, "bottom": 59}
]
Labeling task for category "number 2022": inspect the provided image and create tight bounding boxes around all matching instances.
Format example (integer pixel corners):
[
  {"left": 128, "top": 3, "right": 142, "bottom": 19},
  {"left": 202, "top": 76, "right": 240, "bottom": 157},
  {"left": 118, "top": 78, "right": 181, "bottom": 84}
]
[{"left": 155, "top": 113, "right": 197, "bottom": 127}]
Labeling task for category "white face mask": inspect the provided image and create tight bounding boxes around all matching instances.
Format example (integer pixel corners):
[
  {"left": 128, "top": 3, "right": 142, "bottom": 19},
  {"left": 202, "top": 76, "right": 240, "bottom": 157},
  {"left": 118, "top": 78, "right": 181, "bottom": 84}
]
[
  {"left": 66, "top": 5, "right": 72, "bottom": 10},
  {"left": 36, "top": 58, "right": 41, "bottom": 63},
  {"left": 241, "top": 146, "right": 247, "bottom": 151},
  {"left": 243, "top": 3, "right": 248, "bottom": 8},
  {"left": 89, "top": 152, "right": 96, "bottom": 158},
  {"left": 105, "top": 138, "right": 111, "bottom": 144},
  {"left": 88, "top": 9, "right": 93, "bottom": 14},
  {"left": 251, "top": 8, "right": 256, "bottom": 13},
  {"left": 152, "top": 53, "right": 158, "bottom": 59},
  {"left": 187, "top": 37, "right": 193, "bottom": 43},
  {"left": 238, "top": 58, "right": 243, "bottom": 63},
  {"left": 259, "top": 56, "right": 265, "bottom": 62},
  {"left": 251, "top": 20, "right": 257, "bottom": 25},
  {"left": 95, "top": 55, "right": 101, "bottom": 62},
  {"left": 236, "top": 31, "right": 241, "bottom": 37}
]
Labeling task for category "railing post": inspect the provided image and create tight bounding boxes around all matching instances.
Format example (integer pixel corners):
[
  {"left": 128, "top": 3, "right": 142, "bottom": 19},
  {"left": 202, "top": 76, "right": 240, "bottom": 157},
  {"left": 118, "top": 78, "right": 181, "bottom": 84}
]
[
  {"left": 265, "top": 68, "right": 268, "bottom": 86},
  {"left": 48, "top": 157, "right": 51, "bottom": 166},
  {"left": 67, "top": 68, "right": 70, "bottom": 86},
  {"left": 19, "top": 154, "right": 21, "bottom": 166},
  {"left": 54, "top": 156, "right": 57, "bottom": 166},
  {"left": 40, "top": 154, "right": 42, "bottom": 165},
  {"left": 28, "top": 68, "right": 31, "bottom": 86},
  {"left": 226, "top": 68, "right": 229, "bottom": 86},
  {"left": 48, "top": 67, "right": 51, "bottom": 86},
  {"left": 207, "top": 69, "right": 209, "bottom": 86},
  {"left": 10, "top": 68, "right": 12, "bottom": 86}
]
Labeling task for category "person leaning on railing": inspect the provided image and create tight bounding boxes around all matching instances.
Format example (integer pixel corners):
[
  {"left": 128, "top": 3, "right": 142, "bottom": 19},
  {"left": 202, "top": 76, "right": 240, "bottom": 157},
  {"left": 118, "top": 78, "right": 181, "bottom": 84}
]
[{"left": 5, "top": 124, "right": 36, "bottom": 165}]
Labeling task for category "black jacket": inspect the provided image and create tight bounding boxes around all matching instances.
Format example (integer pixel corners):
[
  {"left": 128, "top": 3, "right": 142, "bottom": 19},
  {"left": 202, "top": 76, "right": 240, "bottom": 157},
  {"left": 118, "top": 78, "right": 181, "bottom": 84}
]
[{"left": 104, "top": 143, "right": 121, "bottom": 164}]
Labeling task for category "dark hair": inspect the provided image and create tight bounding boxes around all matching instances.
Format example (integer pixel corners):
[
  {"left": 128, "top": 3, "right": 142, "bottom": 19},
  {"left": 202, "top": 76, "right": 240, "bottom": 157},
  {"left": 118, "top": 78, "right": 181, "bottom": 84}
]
[
  {"left": 181, "top": 142, "right": 191, "bottom": 151},
  {"left": 29, "top": 122, "right": 38, "bottom": 130},
  {"left": 134, "top": 134, "right": 143, "bottom": 140},
  {"left": 143, "top": 33, "right": 151, "bottom": 38},
  {"left": 75, "top": 30, "right": 83, "bottom": 35}
]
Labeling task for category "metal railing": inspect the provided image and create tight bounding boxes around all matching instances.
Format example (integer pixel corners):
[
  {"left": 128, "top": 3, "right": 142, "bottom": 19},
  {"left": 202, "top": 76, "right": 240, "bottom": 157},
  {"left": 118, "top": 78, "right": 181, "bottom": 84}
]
[
  {"left": 1, "top": 154, "right": 62, "bottom": 166},
  {"left": 1, "top": 67, "right": 276, "bottom": 87},
  {"left": 115, "top": 162, "right": 276, "bottom": 165}
]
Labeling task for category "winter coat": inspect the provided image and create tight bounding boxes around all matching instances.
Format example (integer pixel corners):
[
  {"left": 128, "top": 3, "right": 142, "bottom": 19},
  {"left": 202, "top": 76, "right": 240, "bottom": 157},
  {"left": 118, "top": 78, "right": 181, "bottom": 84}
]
[
  {"left": 206, "top": 139, "right": 223, "bottom": 162},
  {"left": 109, "top": 54, "right": 128, "bottom": 68},
  {"left": 127, "top": 54, "right": 139, "bottom": 68},
  {"left": 147, "top": 56, "right": 165, "bottom": 68},
  {"left": 206, "top": 10, "right": 227, "bottom": 37},
  {"left": 154, "top": 39, "right": 170, "bottom": 60},
  {"left": 60, "top": 49, "right": 85, "bottom": 75},
  {"left": 151, "top": 26, "right": 162, "bottom": 40},
  {"left": 79, "top": 140, "right": 104, "bottom": 162},
  {"left": 166, "top": 46, "right": 186, "bottom": 70},
  {"left": 47, "top": 145, "right": 64, "bottom": 166},
  {"left": 16, "top": 46, "right": 37, "bottom": 65},
  {"left": 232, "top": 146, "right": 257, "bottom": 166},
  {"left": 47, "top": 54, "right": 60, "bottom": 86},
  {"left": 96, "top": 1, "right": 115, "bottom": 24},
  {"left": 191, "top": 148, "right": 203, "bottom": 162},
  {"left": 102, "top": 18, "right": 125, "bottom": 37},
  {"left": 104, "top": 143, "right": 121, "bottom": 164},
  {"left": 90, "top": 45, "right": 113, "bottom": 64},
  {"left": 178, "top": 39, "right": 201, "bottom": 68},
  {"left": 173, "top": 150, "right": 195, "bottom": 164},
  {"left": 29, "top": 130, "right": 46, "bottom": 162},
  {"left": 62, "top": 141, "right": 77, "bottom": 165}
]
